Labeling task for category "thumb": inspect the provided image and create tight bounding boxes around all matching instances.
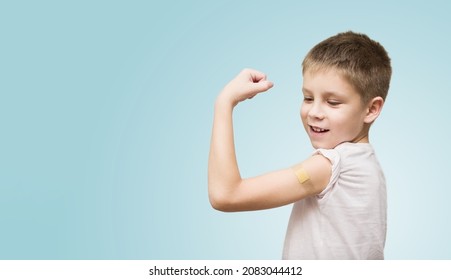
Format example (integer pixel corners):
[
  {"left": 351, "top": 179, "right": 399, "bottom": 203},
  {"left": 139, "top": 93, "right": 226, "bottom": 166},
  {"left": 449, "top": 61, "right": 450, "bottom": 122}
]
[{"left": 252, "top": 80, "right": 274, "bottom": 93}]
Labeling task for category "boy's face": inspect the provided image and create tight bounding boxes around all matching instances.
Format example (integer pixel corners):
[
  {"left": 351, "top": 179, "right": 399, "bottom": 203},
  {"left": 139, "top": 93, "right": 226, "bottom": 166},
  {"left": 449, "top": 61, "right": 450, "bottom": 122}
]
[{"left": 301, "top": 69, "right": 370, "bottom": 149}]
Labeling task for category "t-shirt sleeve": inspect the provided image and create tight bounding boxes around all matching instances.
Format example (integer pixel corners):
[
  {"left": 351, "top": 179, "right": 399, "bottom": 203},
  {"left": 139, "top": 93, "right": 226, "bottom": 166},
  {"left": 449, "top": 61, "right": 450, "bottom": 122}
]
[{"left": 314, "top": 148, "right": 341, "bottom": 199}]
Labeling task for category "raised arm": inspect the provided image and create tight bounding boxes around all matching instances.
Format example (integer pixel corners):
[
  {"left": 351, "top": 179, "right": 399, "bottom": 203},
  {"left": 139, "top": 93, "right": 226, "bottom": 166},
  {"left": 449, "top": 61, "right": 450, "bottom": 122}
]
[{"left": 208, "top": 69, "right": 331, "bottom": 212}]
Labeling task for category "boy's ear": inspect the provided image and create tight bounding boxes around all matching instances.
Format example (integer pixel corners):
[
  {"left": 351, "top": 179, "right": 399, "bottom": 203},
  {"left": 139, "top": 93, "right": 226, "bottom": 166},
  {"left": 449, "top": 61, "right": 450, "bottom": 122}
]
[{"left": 364, "top": 96, "right": 384, "bottom": 124}]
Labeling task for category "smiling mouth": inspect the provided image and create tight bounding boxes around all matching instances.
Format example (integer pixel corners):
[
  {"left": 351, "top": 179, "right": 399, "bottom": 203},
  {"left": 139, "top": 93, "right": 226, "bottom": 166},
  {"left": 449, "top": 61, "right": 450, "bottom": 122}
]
[{"left": 310, "top": 126, "right": 329, "bottom": 133}]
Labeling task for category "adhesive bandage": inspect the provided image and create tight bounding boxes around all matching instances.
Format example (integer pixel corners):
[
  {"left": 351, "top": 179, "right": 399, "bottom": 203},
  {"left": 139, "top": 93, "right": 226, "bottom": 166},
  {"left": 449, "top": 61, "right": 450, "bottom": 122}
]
[{"left": 292, "top": 165, "right": 310, "bottom": 184}]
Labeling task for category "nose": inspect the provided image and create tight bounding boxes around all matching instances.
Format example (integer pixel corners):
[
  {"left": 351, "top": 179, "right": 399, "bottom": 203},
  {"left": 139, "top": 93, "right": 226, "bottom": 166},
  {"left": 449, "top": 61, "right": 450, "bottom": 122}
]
[{"left": 307, "top": 101, "right": 325, "bottom": 120}]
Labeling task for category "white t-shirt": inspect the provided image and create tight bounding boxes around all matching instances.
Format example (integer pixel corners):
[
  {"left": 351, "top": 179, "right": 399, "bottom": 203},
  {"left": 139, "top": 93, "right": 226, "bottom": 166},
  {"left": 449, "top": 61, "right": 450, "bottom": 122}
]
[{"left": 282, "top": 142, "right": 387, "bottom": 259}]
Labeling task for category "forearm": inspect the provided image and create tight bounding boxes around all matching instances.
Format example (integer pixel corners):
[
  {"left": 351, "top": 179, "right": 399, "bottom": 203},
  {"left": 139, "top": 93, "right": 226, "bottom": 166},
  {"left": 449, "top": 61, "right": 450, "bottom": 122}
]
[{"left": 208, "top": 95, "right": 242, "bottom": 208}]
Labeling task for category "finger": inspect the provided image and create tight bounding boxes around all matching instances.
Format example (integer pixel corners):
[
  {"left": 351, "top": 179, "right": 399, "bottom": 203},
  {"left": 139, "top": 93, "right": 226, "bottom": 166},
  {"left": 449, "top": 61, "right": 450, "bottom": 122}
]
[
  {"left": 242, "top": 68, "right": 267, "bottom": 83},
  {"left": 251, "top": 80, "right": 274, "bottom": 94},
  {"left": 261, "top": 80, "right": 274, "bottom": 90},
  {"left": 250, "top": 71, "right": 267, "bottom": 83}
]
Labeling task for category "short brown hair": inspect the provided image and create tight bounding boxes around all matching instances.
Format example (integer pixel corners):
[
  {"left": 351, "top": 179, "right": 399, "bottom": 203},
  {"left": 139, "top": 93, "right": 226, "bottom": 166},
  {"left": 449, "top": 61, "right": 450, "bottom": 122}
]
[{"left": 302, "top": 31, "right": 392, "bottom": 103}]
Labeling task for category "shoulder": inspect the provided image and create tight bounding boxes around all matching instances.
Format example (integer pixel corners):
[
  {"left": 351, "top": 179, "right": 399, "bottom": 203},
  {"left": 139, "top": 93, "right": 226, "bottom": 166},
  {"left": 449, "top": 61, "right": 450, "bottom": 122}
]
[{"left": 292, "top": 152, "right": 334, "bottom": 197}]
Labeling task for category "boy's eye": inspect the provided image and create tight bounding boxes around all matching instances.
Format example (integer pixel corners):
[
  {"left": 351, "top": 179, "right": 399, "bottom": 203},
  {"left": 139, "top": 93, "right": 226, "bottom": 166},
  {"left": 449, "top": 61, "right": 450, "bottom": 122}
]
[
  {"left": 303, "top": 97, "right": 313, "bottom": 102},
  {"left": 327, "top": 100, "right": 341, "bottom": 106}
]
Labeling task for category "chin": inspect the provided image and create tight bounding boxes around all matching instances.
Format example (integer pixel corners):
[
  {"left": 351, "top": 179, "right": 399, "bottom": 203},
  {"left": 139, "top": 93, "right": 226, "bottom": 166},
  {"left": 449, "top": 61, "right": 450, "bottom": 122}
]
[
  {"left": 310, "top": 141, "right": 336, "bottom": 150},
  {"left": 311, "top": 143, "right": 325, "bottom": 149}
]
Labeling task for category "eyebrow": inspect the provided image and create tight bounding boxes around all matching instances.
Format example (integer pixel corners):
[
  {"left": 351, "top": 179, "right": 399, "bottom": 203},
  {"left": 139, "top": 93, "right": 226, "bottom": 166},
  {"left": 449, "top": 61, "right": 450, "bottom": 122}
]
[
  {"left": 302, "top": 87, "right": 344, "bottom": 97},
  {"left": 301, "top": 87, "right": 312, "bottom": 94}
]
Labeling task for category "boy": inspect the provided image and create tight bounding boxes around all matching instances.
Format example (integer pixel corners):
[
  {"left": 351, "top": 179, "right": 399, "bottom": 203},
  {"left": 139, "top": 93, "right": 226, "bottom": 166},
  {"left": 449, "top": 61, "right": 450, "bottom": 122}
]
[{"left": 208, "top": 31, "right": 391, "bottom": 259}]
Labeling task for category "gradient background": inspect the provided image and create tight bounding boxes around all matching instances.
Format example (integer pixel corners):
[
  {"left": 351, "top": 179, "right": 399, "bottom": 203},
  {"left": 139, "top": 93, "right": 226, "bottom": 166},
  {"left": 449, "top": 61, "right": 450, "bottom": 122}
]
[{"left": 1, "top": 0, "right": 450, "bottom": 259}]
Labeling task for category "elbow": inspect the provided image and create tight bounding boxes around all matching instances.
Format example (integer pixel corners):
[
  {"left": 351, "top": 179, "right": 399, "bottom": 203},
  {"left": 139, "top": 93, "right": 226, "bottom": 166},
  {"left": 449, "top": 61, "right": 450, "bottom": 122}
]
[
  {"left": 208, "top": 188, "right": 238, "bottom": 212},
  {"left": 209, "top": 193, "right": 233, "bottom": 212},
  {"left": 209, "top": 198, "right": 226, "bottom": 212}
]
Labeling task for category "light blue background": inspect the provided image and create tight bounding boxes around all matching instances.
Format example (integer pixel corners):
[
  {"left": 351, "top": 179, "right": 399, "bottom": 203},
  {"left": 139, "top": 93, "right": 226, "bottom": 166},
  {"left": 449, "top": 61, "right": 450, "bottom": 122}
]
[{"left": 1, "top": 0, "right": 450, "bottom": 259}]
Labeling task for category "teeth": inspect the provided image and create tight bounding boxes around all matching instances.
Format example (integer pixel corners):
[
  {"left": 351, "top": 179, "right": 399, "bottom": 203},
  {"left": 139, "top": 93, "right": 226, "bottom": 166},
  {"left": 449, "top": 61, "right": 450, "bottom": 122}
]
[{"left": 311, "top": 126, "right": 328, "bottom": 132}]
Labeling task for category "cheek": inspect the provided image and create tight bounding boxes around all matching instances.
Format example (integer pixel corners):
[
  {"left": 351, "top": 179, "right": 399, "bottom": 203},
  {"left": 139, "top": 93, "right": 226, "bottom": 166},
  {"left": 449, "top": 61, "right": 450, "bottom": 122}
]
[
  {"left": 300, "top": 110, "right": 309, "bottom": 127},
  {"left": 333, "top": 111, "right": 364, "bottom": 133},
  {"left": 300, "top": 104, "right": 308, "bottom": 119}
]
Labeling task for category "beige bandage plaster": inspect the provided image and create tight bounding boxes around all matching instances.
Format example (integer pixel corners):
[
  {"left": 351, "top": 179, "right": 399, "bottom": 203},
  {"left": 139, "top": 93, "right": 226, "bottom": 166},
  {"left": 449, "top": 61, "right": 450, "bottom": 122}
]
[{"left": 292, "top": 164, "right": 310, "bottom": 184}]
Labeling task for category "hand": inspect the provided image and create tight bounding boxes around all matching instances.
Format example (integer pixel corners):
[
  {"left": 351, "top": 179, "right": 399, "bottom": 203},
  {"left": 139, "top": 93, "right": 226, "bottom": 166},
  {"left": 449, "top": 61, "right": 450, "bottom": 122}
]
[{"left": 218, "top": 68, "right": 274, "bottom": 107}]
